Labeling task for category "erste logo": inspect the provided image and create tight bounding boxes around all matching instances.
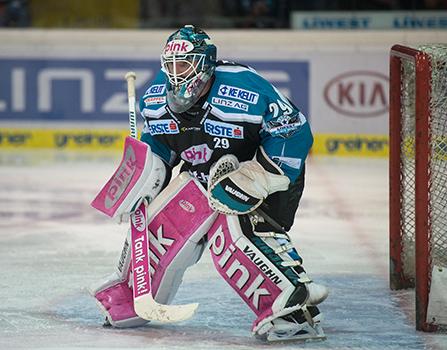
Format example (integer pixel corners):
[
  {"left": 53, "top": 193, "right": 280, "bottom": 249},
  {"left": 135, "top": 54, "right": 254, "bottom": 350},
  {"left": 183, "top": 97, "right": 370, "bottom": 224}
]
[
  {"left": 204, "top": 119, "right": 244, "bottom": 139},
  {"left": 147, "top": 119, "right": 179, "bottom": 135}
]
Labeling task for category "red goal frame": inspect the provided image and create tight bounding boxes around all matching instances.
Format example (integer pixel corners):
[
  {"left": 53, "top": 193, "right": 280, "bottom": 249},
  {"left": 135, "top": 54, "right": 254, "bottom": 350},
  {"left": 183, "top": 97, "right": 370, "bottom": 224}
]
[{"left": 389, "top": 44, "right": 437, "bottom": 332}]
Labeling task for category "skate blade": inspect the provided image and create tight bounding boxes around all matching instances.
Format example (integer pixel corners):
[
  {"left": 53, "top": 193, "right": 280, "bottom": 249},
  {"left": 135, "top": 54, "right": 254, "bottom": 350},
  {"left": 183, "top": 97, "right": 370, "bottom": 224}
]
[
  {"left": 102, "top": 317, "right": 112, "bottom": 328},
  {"left": 267, "top": 324, "right": 326, "bottom": 342}
]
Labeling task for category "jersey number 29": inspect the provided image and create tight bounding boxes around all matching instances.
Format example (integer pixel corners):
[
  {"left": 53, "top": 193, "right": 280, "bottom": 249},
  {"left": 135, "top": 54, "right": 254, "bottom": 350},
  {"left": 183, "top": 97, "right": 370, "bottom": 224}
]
[{"left": 213, "top": 137, "right": 229, "bottom": 149}]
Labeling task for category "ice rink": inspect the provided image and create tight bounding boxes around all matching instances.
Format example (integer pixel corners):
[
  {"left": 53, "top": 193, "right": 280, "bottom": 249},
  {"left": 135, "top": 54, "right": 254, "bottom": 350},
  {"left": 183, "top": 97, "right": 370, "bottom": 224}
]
[{"left": 1, "top": 151, "right": 446, "bottom": 349}]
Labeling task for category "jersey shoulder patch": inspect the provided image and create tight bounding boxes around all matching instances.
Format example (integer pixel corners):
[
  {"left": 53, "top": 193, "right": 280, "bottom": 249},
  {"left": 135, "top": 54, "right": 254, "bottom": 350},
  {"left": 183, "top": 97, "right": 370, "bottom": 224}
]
[
  {"left": 214, "top": 63, "right": 276, "bottom": 95},
  {"left": 140, "top": 70, "right": 168, "bottom": 116},
  {"left": 210, "top": 65, "right": 272, "bottom": 117}
]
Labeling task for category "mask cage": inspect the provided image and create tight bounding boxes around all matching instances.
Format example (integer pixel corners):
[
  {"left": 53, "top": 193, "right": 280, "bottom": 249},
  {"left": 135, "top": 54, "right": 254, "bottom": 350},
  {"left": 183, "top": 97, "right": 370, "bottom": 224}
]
[{"left": 161, "top": 53, "right": 206, "bottom": 87}]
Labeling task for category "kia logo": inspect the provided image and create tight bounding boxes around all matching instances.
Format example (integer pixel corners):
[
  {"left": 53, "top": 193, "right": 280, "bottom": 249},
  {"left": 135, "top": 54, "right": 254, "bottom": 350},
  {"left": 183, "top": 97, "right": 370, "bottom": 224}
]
[{"left": 324, "top": 71, "right": 389, "bottom": 118}]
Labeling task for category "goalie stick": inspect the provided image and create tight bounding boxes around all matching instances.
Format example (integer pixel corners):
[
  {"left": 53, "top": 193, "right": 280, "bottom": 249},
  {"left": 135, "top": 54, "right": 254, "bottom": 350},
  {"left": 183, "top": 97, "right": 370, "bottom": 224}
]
[{"left": 125, "top": 72, "right": 198, "bottom": 323}]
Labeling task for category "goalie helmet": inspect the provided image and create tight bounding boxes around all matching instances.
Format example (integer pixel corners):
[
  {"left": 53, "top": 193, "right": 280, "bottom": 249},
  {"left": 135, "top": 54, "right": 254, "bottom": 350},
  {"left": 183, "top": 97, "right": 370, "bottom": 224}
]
[{"left": 161, "top": 25, "right": 217, "bottom": 113}]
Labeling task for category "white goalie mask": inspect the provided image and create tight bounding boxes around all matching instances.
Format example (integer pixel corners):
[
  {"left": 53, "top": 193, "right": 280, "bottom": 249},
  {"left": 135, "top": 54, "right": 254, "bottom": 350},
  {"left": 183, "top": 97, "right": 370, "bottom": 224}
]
[{"left": 160, "top": 25, "right": 216, "bottom": 113}]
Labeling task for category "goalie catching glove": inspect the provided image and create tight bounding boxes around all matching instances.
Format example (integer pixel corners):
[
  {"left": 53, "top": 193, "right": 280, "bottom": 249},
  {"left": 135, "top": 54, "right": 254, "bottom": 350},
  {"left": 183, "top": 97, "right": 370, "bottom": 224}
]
[{"left": 207, "top": 155, "right": 290, "bottom": 215}]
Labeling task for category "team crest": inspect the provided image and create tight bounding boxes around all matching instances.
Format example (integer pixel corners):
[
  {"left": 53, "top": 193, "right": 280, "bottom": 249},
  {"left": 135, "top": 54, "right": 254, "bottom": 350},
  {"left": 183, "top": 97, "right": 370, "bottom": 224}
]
[{"left": 265, "top": 112, "right": 306, "bottom": 138}]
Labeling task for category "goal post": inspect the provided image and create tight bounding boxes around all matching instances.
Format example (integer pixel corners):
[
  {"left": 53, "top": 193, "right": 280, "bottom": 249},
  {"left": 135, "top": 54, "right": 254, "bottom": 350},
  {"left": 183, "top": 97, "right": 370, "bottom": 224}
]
[{"left": 389, "top": 44, "right": 447, "bottom": 332}]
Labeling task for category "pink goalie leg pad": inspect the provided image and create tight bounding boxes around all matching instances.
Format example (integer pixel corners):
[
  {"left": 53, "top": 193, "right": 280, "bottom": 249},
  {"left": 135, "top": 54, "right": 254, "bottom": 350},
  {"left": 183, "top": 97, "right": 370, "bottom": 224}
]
[
  {"left": 207, "top": 214, "right": 289, "bottom": 331},
  {"left": 145, "top": 174, "right": 217, "bottom": 299},
  {"left": 91, "top": 173, "right": 216, "bottom": 327},
  {"left": 90, "top": 230, "right": 149, "bottom": 328},
  {"left": 95, "top": 280, "right": 137, "bottom": 323}
]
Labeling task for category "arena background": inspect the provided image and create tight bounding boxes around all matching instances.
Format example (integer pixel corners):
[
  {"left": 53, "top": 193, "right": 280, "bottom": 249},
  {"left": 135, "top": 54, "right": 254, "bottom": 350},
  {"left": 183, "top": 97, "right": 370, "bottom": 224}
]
[
  {"left": 1, "top": 1, "right": 446, "bottom": 157},
  {"left": 1, "top": 2, "right": 447, "bottom": 349}
]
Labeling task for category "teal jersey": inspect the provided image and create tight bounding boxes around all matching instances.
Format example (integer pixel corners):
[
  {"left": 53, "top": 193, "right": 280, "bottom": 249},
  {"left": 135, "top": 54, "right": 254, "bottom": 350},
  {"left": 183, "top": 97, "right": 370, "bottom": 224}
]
[{"left": 139, "top": 61, "right": 313, "bottom": 184}]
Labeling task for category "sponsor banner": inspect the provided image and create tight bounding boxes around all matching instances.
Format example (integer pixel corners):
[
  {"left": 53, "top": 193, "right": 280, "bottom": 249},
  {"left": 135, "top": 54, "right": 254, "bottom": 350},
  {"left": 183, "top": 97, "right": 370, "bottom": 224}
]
[
  {"left": 0, "top": 128, "right": 389, "bottom": 157},
  {"left": 400, "top": 135, "right": 447, "bottom": 160},
  {"left": 291, "top": 11, "right": 447, "bottom": 30},
  {"left": 0, "top": 59, "right": 308, "bottom": 122},
  {"left": 313, "top": 134, "right": 388, "bottom": 157},
  {"left": 311, "top": 52, "right": 389, "bottom": 134},
  {"left": 323, "top": 71, "right": 388, "bottom": 118},
  {"left": 0, "top": 128, "right": 127, "bottom": 149}
]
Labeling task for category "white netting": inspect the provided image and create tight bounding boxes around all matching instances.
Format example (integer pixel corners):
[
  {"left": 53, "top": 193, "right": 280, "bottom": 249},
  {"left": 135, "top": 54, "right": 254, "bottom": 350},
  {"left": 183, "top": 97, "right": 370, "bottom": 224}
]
[
  {"left": 400, "top": 55, "right": 416, "bottom": 281},
  {"left": 400, "top": 44, "right": 447, "bottom": 282}
]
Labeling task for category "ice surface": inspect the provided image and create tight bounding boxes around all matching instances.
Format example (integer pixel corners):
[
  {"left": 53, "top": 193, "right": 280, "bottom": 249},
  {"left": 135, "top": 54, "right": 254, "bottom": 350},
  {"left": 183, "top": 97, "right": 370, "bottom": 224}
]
[{"left": 0, "top": 151, "right": 446, "bottom": 349}]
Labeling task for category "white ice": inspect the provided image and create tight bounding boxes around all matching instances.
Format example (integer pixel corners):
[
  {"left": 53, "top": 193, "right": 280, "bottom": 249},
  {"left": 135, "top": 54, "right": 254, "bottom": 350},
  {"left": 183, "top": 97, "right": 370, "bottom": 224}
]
[{"left": 0, "top": 151, "right": 446, "bottom": 349}]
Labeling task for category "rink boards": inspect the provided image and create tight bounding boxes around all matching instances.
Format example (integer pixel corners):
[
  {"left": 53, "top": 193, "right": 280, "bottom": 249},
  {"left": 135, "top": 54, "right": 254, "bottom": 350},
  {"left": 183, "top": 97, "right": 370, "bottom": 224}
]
[
  {"left": 0, "top": 127, "right": 389, "bottom": 157},
  {"left": 4, "top": 29, "right": 444, "bottom": 157}
]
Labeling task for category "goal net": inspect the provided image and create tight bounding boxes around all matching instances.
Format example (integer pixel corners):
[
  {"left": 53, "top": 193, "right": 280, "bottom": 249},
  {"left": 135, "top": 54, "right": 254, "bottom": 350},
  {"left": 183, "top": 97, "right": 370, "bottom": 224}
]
[{"left": 389, "top": 44, "right": 447, "bottom": 332}]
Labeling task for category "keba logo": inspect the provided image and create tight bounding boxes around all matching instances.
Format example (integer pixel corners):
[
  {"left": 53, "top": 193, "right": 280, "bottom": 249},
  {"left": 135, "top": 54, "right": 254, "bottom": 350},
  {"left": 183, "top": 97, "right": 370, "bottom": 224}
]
[
  {"left": 145, "top": 84, "right": 165, "bottom": 96},
  {"left": 179, "top": 199, "right": 195, "bottom": 213},
  {"left": 181, "top": 143, "right": 213, "bottom": 166},
  {"left": 324, "top": 71, "right": 389, "bottom": 117}
]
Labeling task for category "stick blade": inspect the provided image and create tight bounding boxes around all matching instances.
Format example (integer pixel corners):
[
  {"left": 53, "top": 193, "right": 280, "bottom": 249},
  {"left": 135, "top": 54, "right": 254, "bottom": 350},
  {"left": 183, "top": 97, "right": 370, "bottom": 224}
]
[{"left": 135, "top": 294, "right": 198, "bottom": 323}]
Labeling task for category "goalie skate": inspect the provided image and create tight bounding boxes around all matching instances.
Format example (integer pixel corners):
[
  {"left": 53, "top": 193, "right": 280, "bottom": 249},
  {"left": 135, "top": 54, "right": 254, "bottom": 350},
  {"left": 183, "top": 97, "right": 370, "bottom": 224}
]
[{"left": 266, "top": 306, "right": 326, "bottom": 342}]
